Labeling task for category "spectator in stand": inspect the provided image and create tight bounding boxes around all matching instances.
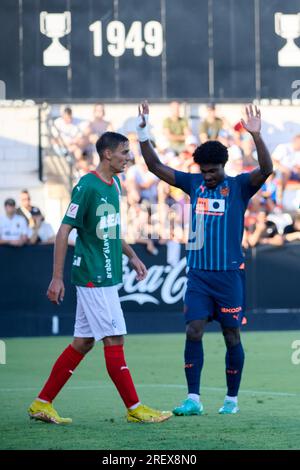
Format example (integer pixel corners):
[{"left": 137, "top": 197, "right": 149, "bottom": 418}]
[
  {"left": 52, "top": 107, "right": 82, "bottom": 159},
  {"left": 163, "top": 101, "right": 190, "bottom": 153},
  {"left": 218, "top": 130, "right": 243, "bottom": 176},
  {"left": 272, "top": 135, "right": 300, "bottom": 186},
  {"left": 126, "top": 141, "right": 159, "bottom": 254},
  {"left": 259, "top": 173, "right": 279, "bottom": 213},
  {"left": 179, "top": 135, "right": 199, "bottom": 173},
  {"left": 74, "top": 151, "right": 95, "bottom": 180},
  {"left": 85, "top": 104, "right": 113, "bottom": 145},
  {"left": 17, "top": 189, "right": 40, "bottom": 229},
  {"left": 27, "top": 208, "right": 55, "bottom": 245},
  {"left": 199, "top": 103, "right": 223, "bottom": 143},
  {"left": 283, "top": 212, "right": 300, "bottom": 242},
  {"left": 0, "top": 198, "right": 28, "bottom": 246},
  {"left": 246, "top": 210, "right": 283, "bottom": 247}
]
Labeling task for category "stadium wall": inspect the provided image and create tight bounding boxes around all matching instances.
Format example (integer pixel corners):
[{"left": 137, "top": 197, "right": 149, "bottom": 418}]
[{"left": 1, "top": 243, "right": 300, "bottom": 337}]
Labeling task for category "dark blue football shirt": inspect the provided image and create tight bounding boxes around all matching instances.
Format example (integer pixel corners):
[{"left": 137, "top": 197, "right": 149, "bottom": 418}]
[{"left": 174, "top": 171, "right": 261, "bottom": 270}]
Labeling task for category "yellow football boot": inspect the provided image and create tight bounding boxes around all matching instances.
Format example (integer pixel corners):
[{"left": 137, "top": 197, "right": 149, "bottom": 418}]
[
  {"left": 127, "top": 404, "right": 172, "bottom": 423},
  {"left": 28, "top": 400, "right": 72, "bottom": 425}
]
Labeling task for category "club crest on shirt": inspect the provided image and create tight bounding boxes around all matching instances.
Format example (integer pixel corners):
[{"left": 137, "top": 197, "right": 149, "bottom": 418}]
[{"left": 220, "top": 187, "right": 230, "bottom": 197}]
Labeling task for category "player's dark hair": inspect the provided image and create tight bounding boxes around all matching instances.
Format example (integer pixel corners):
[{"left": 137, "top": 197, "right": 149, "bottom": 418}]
[
  {"left": 96, "top": 132, "right": 128, "bottom": 159},
  {"left": 21, "top": 189, "right": 29, "bottom": 194},
  {"left": 193, "top": 141, "right": 228, "bottom": 166}
]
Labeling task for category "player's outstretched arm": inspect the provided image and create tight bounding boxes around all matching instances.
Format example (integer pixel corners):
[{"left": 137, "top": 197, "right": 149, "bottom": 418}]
[
  {"left": 241, "top": 104, "right": 273, "bottom": 186},
  {"left": 47, "top": 223, "right": 73, "bottom": 304},
  {"left": 137, "top": 101, "right": 176, "bottom": 186}
]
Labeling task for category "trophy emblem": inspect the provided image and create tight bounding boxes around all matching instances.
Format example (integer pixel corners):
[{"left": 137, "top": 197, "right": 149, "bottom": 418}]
[
  {"left": 40, "top": 11, "right": 71, "bottom": 66},
  {"left": 275, "top": 12, "right": 300, "bottom": 67}
]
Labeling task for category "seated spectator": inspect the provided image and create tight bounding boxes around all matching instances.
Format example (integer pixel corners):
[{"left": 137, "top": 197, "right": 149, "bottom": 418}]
[
  {"left": 84, "top": 103, "right": 113, "bottom": 146},
  {"left": 16, "top": 189, "right": 40, "bottom": 228},
  {"left": 283, "top": 212, "right": 300, "bottom": 242},
  {"left": 27, "top": 208, "right": 55, "bottom": 245},
  {"left": 256, "top": 172, "right": 280, "bottom": 213},
  {"left": 272, "top": 134, "right": 300, "bottom": 186},
  {"left": 52, "top": 107, "right": 82, "bottom": 159},
  {"left": 199, "top": 103, "right": 223, "bottom": 143},
  {"left": 126, "top": 153, "right": 158, "bottom": 206},
  {"left": 74, "top": 151, "right": 95, "bottom": 180},
  {"left": 219, "top": 130, "right": 243, "bottom": 176},
  {"left": 179, "top": 135, "right": 199, "bottom": 172},
  {"left": 0, "top": 198, "right": 28, "bottom": 246},
  {"left": 163, "top": 101, "right": 190, "bottom": 153},
  {"left": 246, "top": 210, "right": 283, "bottom": 247}
]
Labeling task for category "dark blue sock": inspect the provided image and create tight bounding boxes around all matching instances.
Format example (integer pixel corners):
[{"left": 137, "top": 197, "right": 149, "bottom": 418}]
[
  {"left": 225, "top": 342, "right": 245, "bottom": 397},
  {"left": 184, "top": 339, "right": 204, "bottom": 395}
]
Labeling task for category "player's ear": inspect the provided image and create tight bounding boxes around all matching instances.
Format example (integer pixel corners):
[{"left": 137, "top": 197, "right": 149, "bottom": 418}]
[{"left": 102, "top": 148, "right": 112, "bottom": 161}]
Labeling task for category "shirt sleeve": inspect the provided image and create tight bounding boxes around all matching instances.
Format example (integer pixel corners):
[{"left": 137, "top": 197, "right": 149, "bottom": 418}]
[
  {"left": 237, "top": 172, "right": 262, "bottom": 203},
  {"left": 174, "top": 170, "right": 192, "bottom": 195},
  {"left": 62, "top": 184, "right": 91, "bottom": 229},
  {"left": 20, "top": 217, "right": 29, "bottom": 236}
]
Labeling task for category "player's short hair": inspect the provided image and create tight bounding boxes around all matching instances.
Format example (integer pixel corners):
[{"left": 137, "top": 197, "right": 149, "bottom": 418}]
[
  {"left": 193, "top": 141, "right": 228, "bottom": 166},
  {"left": 63, "top": 107, "right": 72, "bottom": 116},
  {"left": 96, "top": 132, "right": 128, "bottom": 159}
]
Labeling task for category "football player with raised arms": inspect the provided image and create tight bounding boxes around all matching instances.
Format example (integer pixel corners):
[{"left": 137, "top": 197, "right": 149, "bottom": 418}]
[{"left": 137, "top": 102, "right": 272, "bottom": 415}]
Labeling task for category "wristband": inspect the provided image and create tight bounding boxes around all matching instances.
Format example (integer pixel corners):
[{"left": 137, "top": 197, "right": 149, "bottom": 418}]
[{"left": 136, "top": 114, "right": 149, "bottom": 142}]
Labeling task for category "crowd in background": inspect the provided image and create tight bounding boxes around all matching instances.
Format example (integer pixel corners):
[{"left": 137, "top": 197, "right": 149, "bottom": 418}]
[{"left": 1, "top": 102, "right": 300, "bottom": 253}]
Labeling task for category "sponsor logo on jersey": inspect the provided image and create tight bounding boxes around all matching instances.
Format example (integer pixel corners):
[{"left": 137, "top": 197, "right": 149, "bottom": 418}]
[
  {"left": 195, "top": 197, "right": 225, "bottom": 215},
  {"left": 66, "top": 203, "right": 79, "bottom": 218},
  {"left": 221, "top": 306, "right": 242, "bottom": 314},
  {"left": 99, "top": 213, "right": 121, "bottom": 230}
]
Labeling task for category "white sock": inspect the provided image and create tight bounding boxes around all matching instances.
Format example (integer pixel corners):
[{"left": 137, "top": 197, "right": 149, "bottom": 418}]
[
  {"left": 36, "top": 398, "right": 49, "bottom": 404},
  {"left": 128, "top": 401, "right": 141, "bottom": 410},
  {"left": 188, "top": 393, "right": 200, "bottom": 403},
  {"left": 225, "top": 395, "right": 238, "bottom": 404}
]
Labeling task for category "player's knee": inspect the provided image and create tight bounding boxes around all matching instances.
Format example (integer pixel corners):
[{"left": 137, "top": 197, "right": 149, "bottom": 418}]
[
  {"left": 222, "top": 328, "right": 240, "bottom": 348},
  {"left": 186, "top": 323, "right": 204, "bottom": 342},
  {"left": 72, "top": 338, "right": 95, "bottom": 355}
]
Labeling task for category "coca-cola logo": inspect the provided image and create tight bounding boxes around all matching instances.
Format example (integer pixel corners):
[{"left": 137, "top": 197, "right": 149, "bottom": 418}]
[{"left": 119, "top": 256, "right": 187, "bottom": 305}]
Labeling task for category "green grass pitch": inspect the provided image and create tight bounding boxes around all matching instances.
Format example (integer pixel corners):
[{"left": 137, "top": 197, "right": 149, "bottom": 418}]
[{"left": 1, "top": 331, "right": 300, "bottom": 450}]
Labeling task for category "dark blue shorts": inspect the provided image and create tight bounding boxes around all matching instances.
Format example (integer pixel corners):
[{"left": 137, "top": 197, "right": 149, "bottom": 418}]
[{"left": 184, "top": 268, "right": 246, "bottom": 328}]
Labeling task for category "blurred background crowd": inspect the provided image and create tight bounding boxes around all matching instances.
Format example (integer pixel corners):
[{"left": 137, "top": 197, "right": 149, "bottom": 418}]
[{"left": 1, "top": 101, "right": 300, "bottom": 255}]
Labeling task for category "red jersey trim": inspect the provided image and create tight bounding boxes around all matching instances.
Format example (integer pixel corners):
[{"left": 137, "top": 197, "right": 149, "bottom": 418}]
[
  {"left": 90, "top": 171, "right": 114, "bottom": 186},
  {"left": 86, "top": 281, "right": 96, "bottom": 288}
]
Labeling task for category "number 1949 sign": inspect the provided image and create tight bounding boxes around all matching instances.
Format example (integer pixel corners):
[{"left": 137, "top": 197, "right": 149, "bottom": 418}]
[{"left": 89, "top": 20, "right": 163, "bottom": 58}]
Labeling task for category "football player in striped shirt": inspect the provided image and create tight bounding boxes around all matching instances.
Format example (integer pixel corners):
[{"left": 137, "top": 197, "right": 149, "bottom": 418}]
[{"left": 137, "top": 102, "right": 272, "bottom": 415}]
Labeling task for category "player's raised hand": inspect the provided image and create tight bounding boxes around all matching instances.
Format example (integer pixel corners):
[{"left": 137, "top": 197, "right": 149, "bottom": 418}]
[
  {"left": 129, "top": 255, "right": 148, "bottom": 281},
  {"left": 138, "top": 100, "right": 149, "bottom": 128},
  {"left": 47, "top": 278, "right": 65, "bottom": 305},
  {"left": 241, "top": 104, "right": 261, "bottom": 136}
]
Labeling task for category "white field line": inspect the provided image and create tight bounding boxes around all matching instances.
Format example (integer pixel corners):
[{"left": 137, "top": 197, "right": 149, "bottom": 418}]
[{"left": 0, "top": 384, "right": 298, "bottom": 397}]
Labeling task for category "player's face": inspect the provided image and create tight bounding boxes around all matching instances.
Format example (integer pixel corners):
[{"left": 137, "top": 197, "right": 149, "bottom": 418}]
[
  {"left": 110, "top": 142, "right": 131, "bottom": 173},
  {"left": 200, "top": 163, "right": 224, "bottom": 188}
]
